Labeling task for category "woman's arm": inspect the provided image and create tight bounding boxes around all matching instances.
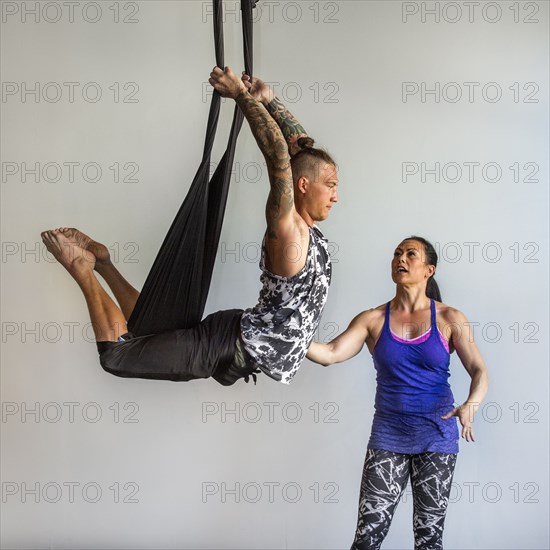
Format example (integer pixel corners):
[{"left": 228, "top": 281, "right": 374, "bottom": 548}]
[
  {"left": 307, "top": 311, "right": 370, "bottom": 366},
  {"left": 441, "top": 308, "right": 489, "bottom": 442}
]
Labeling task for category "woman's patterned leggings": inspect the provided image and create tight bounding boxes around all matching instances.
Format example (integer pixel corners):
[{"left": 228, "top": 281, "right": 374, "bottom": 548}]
[{"left": 350, "top": 449, "right": 457, "bottom": 550}]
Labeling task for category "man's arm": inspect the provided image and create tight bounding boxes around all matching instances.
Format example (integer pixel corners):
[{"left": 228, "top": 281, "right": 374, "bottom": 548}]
[
  {"left": 209, "top": 67, "right": 300, "bottom": 241},
  {"left": 265, "top": 97, "right": 310, "bottom": 157},
  {"left": 242, "top": 74, "right": 310, "bottom": 157},
  {"left": 235, "top": 91, "right": 296, "bottom": 237}
]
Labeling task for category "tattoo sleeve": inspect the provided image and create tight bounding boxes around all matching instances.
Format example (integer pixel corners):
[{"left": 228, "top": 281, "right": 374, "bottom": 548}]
[
  {"left": 265, "top": 97, "right": 309, "bottom": 156},
  {"left": 235, "top": 91, "right": 294, "bottom": 235}
]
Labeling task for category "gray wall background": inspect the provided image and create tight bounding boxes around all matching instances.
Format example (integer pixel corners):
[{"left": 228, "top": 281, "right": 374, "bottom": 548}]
[{"left": 1, "top": 1, "right": 548, "bottom": 548}]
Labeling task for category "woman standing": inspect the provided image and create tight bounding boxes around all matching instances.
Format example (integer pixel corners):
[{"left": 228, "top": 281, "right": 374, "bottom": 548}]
[{"left": 307, "top": 236, "right": 489, "bottom": 550}]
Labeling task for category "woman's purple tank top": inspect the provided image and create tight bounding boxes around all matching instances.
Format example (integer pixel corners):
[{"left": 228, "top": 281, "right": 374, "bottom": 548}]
[{"left": 368, "top": 299, "right": 459, "bottom": 454}]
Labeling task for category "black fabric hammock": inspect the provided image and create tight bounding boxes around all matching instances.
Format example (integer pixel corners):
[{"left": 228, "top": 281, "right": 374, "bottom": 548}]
[{"left": 127, "top": 0, "right": 257, "bottom": 337}]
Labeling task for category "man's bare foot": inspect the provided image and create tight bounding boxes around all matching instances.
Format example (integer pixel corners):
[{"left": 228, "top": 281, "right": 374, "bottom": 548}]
[
  {"left": 57, "top": 227, "right": 111, "bottom": 266},
  {"left": 41, "top": 229, "right": 96, "bottom": 274}
]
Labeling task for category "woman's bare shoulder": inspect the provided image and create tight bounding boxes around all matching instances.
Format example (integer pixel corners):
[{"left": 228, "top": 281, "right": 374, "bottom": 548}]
[
  {"left": 354, "top": 303, "right": 386, "bottom": 326},
  {"left": 435, "top": 301, "right": 468, "bottom": 324}
]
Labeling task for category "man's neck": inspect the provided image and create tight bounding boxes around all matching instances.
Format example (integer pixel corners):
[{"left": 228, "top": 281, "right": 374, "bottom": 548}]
[{"left": 296, "top": 207, "right": 315, "bottom": 228}]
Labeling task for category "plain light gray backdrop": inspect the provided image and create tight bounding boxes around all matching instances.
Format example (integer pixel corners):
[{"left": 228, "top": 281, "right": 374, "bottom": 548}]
[{"left": 1, "top": 0, "right": 548, "bottom": 548}]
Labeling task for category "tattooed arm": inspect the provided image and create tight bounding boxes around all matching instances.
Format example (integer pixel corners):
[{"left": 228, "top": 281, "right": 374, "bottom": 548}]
[
  {"left": 209, "top": 67, "right": 306, "bottom": 276},
  {"left": 242, "top": 74, "right": 310, "bottom": 157},
  {"left": 235, "top": 90, "right": 296, "bottom": 238}
]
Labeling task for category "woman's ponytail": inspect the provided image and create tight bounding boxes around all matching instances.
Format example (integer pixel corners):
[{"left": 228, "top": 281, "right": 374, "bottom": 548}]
[{"left": 408, "top": 235, "right": 442, "bottom": 301}]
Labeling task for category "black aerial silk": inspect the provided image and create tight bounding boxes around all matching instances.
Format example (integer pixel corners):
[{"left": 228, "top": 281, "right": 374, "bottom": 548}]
[{"left": 127, "top": 0, "right": 257, "bottom": 337}]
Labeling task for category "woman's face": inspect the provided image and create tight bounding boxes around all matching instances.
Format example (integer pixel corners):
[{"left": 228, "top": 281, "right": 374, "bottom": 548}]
[{"left": 391, "top": 239, "right": 435, "bottom": 285}]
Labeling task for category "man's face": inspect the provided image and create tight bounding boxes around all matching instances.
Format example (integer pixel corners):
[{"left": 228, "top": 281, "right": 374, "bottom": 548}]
[{"left": 305, "top": 163, "right": 339, "bottom": 221}]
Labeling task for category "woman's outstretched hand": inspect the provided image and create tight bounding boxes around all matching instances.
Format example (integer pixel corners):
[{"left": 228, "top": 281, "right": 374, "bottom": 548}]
[
  {"left": 442, "top": 403, "right": 478, "bottom": 442},
  {"left": 209, "top": 66, "right": 247, "bottom": 99}
]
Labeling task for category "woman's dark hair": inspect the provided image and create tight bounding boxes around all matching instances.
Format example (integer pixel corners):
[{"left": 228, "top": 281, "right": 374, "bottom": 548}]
[{"left": 407, "top": 235, "right": 442, "bottom": 302}]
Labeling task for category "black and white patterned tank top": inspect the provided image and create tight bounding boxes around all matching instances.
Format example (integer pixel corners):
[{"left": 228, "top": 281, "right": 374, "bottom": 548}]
[{"left": 240, "top": 224, "right": 332, "bottom": 384}]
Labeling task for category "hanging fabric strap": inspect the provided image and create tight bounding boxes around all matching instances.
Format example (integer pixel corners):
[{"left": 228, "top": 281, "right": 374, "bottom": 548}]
[{"left": 127, "top": 0, "right": 257, "bottom": 336}]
